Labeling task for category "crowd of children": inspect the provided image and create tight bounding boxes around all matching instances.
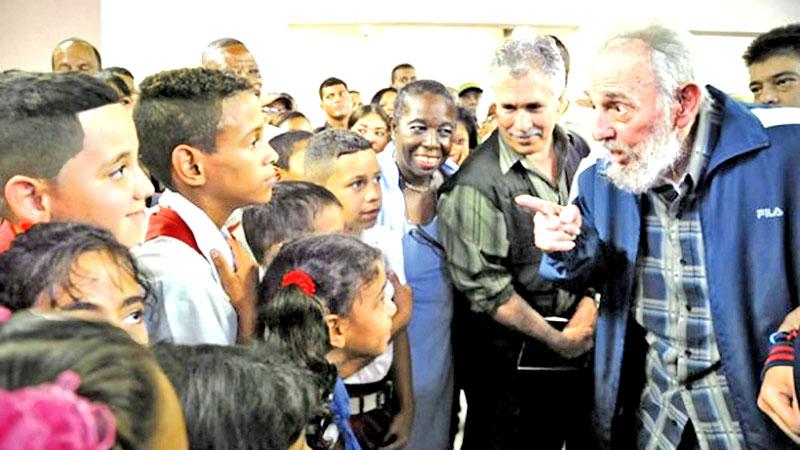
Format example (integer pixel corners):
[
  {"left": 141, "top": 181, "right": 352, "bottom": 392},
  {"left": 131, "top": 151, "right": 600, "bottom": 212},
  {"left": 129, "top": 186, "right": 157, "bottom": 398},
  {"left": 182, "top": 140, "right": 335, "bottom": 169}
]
[{"left": 0, "top": 51, "right": 453, "bottom": 449}]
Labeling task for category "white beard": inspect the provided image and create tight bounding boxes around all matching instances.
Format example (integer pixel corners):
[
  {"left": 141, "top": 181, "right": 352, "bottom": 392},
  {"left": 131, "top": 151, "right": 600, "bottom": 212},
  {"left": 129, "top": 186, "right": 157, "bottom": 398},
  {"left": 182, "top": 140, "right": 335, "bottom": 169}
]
[{"left": 603, "top": 114, "right": 687, "bottom": 194}]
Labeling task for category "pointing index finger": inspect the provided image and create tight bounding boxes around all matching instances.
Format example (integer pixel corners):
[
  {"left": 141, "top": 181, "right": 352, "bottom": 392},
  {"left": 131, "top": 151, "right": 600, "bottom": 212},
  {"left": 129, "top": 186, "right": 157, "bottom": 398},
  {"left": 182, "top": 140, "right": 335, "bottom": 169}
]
[{"left": 515, "top": 194, "right": 562, "bottom": 216}]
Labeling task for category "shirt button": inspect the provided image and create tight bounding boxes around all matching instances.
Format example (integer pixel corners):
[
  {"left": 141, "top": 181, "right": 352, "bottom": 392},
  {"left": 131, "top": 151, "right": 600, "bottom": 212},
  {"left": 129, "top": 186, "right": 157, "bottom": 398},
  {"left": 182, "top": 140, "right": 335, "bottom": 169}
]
[{"left": 685, "top": 350, "right": 692, "bottom": 357}]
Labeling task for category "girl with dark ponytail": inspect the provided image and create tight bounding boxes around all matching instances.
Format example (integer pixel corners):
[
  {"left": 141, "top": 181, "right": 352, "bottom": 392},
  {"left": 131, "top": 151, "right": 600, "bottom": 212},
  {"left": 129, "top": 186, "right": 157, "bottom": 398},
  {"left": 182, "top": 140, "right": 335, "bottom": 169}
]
[{"left": 258, "top": 234, "right": 397, "bottom": 450}]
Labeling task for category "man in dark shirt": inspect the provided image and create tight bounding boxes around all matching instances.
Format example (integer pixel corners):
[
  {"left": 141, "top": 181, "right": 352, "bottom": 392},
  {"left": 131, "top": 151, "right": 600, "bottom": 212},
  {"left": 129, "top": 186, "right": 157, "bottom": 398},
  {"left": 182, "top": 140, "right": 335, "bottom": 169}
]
[{"left": 438, "top": 35, "right": 595, "bottom": 450}]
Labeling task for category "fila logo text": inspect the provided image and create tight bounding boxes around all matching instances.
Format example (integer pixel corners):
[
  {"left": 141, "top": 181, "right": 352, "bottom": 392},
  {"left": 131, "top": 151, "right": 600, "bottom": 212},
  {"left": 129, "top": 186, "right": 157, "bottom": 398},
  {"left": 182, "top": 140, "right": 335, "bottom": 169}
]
[{"left": 756, "top": 207, "right": 784, "bottom": 219}]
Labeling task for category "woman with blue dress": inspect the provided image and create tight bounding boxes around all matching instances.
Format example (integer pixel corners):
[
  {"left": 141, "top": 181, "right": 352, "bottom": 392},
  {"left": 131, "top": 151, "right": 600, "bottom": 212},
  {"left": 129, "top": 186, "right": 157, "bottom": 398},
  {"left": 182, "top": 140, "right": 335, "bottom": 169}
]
[{"left": 376, "top": 79, "right": 457, "bottom": 450}]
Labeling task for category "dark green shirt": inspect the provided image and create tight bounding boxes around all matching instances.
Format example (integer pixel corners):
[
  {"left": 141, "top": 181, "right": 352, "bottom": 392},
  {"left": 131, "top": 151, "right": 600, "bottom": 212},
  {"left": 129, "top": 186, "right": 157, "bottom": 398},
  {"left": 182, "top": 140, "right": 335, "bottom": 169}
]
[{"left": 438, "top": 132, "right": 571, "bottom": 315}]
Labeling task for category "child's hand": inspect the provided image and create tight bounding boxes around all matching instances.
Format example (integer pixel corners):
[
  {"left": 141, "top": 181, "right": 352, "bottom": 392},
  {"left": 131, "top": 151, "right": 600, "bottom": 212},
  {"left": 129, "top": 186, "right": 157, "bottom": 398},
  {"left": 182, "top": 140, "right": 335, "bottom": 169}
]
[
  {"left": 212, "top": 237, "right": 259, "bottom": 340},
  {"left": 379, "top": 403, "right": 413, "bottom": 450},
  {"left": 388, "top": 272, "right": 413, "bottom": 335}
]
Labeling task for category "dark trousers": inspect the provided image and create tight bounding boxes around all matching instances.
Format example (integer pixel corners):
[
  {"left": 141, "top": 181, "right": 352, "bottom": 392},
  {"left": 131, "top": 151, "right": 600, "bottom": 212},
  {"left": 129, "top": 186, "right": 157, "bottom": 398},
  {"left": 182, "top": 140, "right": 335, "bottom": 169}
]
[{"left": 456, "top": 310, "right": 599, "bottom": 450}]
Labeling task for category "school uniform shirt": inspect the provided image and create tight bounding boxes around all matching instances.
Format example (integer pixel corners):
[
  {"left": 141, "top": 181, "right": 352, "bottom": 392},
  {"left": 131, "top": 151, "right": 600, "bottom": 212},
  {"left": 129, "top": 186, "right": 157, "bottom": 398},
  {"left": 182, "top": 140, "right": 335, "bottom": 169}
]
[
  {"left": 134, "top": 190, "right": 238, "bottom": 345},
  {"left": 345, "top": 224, "right": 406, "bottom": 384}
]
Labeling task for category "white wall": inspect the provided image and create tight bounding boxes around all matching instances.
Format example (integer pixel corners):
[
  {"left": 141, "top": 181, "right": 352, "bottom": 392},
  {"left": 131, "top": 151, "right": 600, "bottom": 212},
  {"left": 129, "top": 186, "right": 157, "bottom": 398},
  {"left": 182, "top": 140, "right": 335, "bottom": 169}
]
[
  {"left": 96, "top": 0, "right": 800, "bottom": 125},
  {"left": 0, "top": 0, "right": 100, "bottom": 72},
  {"left": 2, "top": 0, "right": 798, "bottom": 125}
]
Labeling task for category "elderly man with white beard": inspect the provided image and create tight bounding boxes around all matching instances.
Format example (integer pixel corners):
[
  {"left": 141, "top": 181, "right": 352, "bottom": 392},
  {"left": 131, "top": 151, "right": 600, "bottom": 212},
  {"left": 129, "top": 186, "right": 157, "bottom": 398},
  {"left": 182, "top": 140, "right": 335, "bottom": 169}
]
[{"left": 518, "top": 24, "right": 800, "bottom": 449}]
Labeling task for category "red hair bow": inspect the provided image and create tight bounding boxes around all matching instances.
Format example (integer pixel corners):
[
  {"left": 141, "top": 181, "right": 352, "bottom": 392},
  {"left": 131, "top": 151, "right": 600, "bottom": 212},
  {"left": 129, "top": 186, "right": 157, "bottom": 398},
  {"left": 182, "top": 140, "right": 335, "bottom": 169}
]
[{"left": 280, "top": 269, "right": 317, "bottom": 296}]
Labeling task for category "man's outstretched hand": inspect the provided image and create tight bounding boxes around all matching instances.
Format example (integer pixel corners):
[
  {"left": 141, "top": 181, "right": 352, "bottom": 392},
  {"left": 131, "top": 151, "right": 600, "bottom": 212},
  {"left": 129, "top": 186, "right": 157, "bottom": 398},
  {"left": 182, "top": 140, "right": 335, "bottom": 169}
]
[{"left": 515, "top": 195, "right": 582, "bottom": 252}]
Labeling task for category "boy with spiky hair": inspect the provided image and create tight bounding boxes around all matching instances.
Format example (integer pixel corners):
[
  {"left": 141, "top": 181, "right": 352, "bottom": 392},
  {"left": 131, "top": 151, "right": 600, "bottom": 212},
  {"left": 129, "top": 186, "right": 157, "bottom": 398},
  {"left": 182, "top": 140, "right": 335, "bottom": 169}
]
[{"left": 133, "top": 67, "right": 278, "bottom": 345}]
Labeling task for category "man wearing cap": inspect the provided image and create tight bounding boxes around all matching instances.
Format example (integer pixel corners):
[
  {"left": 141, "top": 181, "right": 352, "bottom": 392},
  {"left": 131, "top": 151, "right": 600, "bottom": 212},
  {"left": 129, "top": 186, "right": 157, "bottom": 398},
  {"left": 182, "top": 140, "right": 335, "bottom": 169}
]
[
  {"left": 457, "top": 82, "right": 483, "bottom": 117},
  {"left": 262, "top": 92, "right": 296, "bottom": 125}
]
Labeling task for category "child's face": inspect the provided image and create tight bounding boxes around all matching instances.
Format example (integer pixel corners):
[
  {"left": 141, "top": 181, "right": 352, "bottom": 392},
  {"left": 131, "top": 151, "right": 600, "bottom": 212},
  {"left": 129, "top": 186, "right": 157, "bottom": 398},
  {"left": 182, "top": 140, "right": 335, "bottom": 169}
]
[
  {"left": 36, "top": 250, "right": 149, "bottom": 345},
  {"left": 46, "top": 104, "right": 154, "bottom": 248},
  {"left": 351, "top": 113, "right": 390, "bottom": 153},
  {"left": 448, "top": 121, "right": 471, "bottom": 166},
  {"left": 340, "top": 260, "right": 396, "bottom": 357},
  {"left": 201, "top": 92, "right": 279, "bottom": 210},
  {"left": 323, "top": 150, "right": 382, "bottom": 234}
]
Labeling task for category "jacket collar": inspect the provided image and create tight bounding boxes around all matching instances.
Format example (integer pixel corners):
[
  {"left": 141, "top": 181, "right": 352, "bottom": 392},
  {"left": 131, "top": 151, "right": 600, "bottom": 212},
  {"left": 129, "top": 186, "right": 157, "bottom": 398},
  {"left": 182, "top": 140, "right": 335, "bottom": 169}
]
[{"left": 705, "top": 85, "right": 769, "bottom": 177}]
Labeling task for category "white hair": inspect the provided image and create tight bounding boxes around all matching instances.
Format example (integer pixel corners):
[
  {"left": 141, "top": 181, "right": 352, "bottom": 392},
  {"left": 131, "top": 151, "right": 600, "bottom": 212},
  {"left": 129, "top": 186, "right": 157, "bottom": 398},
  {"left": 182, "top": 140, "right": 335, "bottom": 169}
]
[
  {"left": 490, "top": 36, "right": 566, "bottom": 97},
  {"left": 601, "top": 24, "right": 696, "bottom": 99}
]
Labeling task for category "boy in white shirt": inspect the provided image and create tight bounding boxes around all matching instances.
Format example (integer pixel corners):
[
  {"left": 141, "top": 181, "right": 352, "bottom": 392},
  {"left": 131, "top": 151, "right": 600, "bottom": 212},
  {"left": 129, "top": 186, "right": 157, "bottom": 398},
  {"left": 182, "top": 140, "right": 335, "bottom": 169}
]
[{"left": 133, "top": 68, "right": 277, "bottom": 345}]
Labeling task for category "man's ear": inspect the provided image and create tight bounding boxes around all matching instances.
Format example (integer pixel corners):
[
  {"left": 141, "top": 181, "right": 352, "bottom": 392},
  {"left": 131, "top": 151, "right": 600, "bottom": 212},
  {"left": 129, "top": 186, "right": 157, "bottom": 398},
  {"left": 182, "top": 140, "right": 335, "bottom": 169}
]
[
  {"left": 325, "top": 313, "right": 347, "bottom": 349},
  {"left": 171, "top": 144, "right": 207, "bottom": 188},
  {"left": 557, "top": 92, "right": 570, "bottom": 117},
  {"left": 674, "top": 83, "right": 703, "bottom": 130},
  {"left": 3, "top": 175, "right": 53, "bottom": 225}
]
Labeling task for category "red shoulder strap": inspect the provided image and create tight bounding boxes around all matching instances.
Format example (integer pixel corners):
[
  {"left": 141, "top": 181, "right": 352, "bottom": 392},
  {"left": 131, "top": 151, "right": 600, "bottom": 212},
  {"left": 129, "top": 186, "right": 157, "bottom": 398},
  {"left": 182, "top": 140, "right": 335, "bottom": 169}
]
[{"left": 146, "top": 208, "right": 203, "bottom": 257}]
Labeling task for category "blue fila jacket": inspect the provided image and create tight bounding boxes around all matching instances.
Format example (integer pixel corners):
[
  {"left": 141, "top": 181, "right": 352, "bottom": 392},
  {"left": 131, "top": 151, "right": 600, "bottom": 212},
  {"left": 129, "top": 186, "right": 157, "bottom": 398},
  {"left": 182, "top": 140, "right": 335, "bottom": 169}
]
[{"left": 540, "top": 86, "right": 800, "bottom": 449}]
